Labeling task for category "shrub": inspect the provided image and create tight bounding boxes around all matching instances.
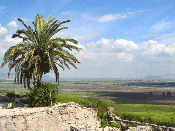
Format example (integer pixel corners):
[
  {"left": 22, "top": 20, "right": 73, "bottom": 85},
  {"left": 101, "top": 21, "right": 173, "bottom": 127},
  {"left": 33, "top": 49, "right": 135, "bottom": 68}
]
[
  {"left": 123, "top": 114, "right": 136, "bottom": 121},
  {"left": 100, "top": 120, "right": 108, "bottom": 128},
  {"left": 113, "top": 109, "right": 120, "bottom": 116},
  {"left": 155, "top": 121, "right": 175, "bottom": 128},
  {"left": 50, "top": 110, "right": 53, "bottom": 114},
  {"left": 126, "top": 124, "right": 131, "bottom": 130},
  {"left": 6, "top": 91, "right": 16, "bottom": 98},
  {"left": 120, "top": 113, "right": 128, "bottom": 119},
  {"left": 28, "top": 82, "right": 62, "bottom": 107},
  {"left": 11, "top": 102, "right": 16, "bottom": 109},
  {"left": 109, "top": 121, "right": 121, "bottom": 128},
  {"left": 120, "top": 113, "right": 143, "bottom": 122},
  {"left": 143, "top": 117, "right": 152, "bottom": 123}
]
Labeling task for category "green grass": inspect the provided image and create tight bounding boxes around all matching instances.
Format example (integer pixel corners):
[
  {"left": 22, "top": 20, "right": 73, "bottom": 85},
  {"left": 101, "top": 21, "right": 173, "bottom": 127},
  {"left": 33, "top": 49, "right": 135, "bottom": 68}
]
[
  {"left": 0, "top": 82, "right": 175, "bottom": 129},
  {"left": 115, "top": 103, "right": 175, "bottom": 123},
  {"left": 60, "top": 91, "right": 108, "bottom": 97}
]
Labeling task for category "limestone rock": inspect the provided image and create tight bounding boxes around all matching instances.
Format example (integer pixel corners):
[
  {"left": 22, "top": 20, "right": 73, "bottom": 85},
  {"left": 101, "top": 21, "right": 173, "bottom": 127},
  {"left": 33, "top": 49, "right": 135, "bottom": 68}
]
[{"left": 0, "top": 102, "right": 101, "bottom": 131}]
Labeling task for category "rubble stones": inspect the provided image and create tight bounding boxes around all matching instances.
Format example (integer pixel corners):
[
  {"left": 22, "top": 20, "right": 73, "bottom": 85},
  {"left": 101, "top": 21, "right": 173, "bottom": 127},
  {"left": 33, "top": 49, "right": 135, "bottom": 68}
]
[{"left": 0, "top": 102, "right": 102, "bottom": 131}]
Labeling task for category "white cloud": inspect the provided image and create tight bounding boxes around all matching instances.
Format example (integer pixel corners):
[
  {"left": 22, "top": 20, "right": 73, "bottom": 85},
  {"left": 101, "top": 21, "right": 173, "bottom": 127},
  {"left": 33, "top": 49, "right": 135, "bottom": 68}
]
[
  {"left": 0, "top": 22, "right": 22, "bottom": 57},
  {"left": 79, "top": 51, "right": 96, "bottom": 59},
  {"left": 4, "top": 35, "right": 22, "bottom": 44},
  {"left": 114, "top": 39, "right": 139, "bottom": 52},
  {"left": 80, "top": 38, "right": 175, "bottom": 64},
  {"left": 85, "top": 41, "right": 97, "bottom": 49},
  {"left": 0, "top": 22, "right": 23, "bottom": 75},
  {"left": 85, "top": 38, "right": 139, "bottom": 54},
  {"left": 0, "top": 24, "right": 8, "bottom": 38},
  {"left": 56, "top": 37, "right": 137, "bottom": 62},
  {"left": 82, "top": 13, "right": 127, "bottom": 22},
  {"left": 0, "top": 35, "right": 22, "bottom": 55},
  {"left": 98, "top": 14, "right": 116, "bottom": 22},
  {"left": 152, "top": 21, "right": 172, "bottom": 32},
  {"left": 141, "top": 40, "right": 175, "bottom": 57},
  {"left": 77, "top": 38, "right": 138, "bottom": 62},
  {"left": 97, "top": 38, "right": 113, "bottom": 45},
  {"left": 116, "top": 52, "right": 134, "bottom": 62},
  {"left": 73, "top": 33, "right": 97, "bottom": 41},
  {"left": 52, "top": 23, "right": 103, "bottom": 42},
  {"left": 81, "top": 10, "right": 145, "bottom": 23},
  {"left": 98, "top": 14, "right": 127, "bottom": 22},
  {"left": 54, "top": 31, "right": 98, "bottom": 42},
  {"left": 66, "top": 41, "right": 86, "bottom": 51},
  {"left": 127, "top": 12, "right": 135, "bottom": 15},
  {"left": 0, "top": 48, "right": 7, "bottom": 54},
  {"left": 152, "top": 32, "right": 175, "bottom": 45},
  {"left": 62, "top": 11, "right": 76, "bottom": 15},
  {"left": 7, "top": 21, "right": 18, "bottom": 32},
  {"left": 7, "top": 21, "right": 18, "bottom": 28},
  {"left": 81, "top": 14, "right": 98, "bottom": 21}
]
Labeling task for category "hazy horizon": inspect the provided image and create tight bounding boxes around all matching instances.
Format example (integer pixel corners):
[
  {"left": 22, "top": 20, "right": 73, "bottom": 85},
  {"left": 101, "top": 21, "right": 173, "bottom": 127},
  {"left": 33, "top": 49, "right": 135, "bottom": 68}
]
[{"left": 1, "top": 72, "right": 175, "bottom": 82}]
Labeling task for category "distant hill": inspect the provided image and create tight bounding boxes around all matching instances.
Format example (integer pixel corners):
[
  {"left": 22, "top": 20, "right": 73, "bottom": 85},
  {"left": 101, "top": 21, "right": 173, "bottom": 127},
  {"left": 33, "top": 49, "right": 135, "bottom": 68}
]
[{"left": 141, "top": 74, "right": 175, "bottom": 80}]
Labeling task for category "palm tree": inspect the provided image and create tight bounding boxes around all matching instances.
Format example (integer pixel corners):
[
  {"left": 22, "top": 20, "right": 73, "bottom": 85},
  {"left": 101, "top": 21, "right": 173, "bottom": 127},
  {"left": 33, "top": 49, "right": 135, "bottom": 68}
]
[{"left": 0, "top": 14, "right": 82, "bottom": 92}]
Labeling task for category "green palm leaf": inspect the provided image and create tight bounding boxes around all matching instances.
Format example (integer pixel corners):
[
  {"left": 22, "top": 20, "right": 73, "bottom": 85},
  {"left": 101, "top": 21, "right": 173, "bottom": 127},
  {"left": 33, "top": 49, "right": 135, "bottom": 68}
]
[{"left": 0, "top": 14, "right": 82, "bottom": 91}]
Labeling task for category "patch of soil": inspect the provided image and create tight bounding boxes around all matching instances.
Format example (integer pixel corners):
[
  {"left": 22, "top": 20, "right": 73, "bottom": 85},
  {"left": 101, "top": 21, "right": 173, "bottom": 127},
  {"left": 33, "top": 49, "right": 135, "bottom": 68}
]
[{"left": 59, "top": 86, "right": 175, "bottom": 106}]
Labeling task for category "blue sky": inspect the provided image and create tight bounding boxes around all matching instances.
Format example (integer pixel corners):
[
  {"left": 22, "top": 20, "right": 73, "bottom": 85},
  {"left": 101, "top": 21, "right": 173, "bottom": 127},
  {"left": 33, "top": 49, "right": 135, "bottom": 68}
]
[{"left": 1, "top": 0, "right": 175, "bottom": 80}]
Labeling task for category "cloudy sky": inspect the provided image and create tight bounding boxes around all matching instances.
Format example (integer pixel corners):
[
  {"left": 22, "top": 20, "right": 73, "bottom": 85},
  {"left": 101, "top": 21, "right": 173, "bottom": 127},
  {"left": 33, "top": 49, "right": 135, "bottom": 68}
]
[{"left": 1, "top": 0, "right": 175, "bottom": 80}]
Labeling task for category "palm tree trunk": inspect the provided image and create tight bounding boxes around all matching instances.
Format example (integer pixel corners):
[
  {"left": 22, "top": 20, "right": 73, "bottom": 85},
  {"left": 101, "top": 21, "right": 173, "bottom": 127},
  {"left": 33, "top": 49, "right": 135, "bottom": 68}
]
[{"left": 58, "top": 72, "right": 59, "bottom": 85}]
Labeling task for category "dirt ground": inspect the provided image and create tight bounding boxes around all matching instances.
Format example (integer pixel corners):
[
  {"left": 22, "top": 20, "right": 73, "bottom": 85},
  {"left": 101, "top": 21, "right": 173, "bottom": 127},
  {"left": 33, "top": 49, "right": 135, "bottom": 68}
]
[{"left": 59, "top": 86, "right": 175, "bottom": 106}]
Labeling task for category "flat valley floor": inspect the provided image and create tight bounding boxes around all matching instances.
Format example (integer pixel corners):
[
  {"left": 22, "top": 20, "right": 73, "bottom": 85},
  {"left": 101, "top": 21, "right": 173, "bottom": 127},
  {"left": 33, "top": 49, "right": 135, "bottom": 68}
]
[{"left": 59, "top": 86, "right": 175, "bottom": 106}]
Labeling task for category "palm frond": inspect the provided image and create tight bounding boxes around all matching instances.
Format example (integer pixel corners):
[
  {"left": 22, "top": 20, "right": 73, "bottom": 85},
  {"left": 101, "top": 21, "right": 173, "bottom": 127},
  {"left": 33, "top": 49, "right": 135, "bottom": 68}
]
[
  {"left": 17, "top": 18, "right": 36, "bottom": 43},
  {"left": 1, "top": 14, "right": 82, "bottom": 91}
]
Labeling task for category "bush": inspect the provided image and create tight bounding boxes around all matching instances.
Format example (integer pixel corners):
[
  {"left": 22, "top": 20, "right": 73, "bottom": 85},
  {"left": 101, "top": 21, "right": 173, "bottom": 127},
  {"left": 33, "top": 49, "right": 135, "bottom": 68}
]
[
  {"left": 28, "top": 82, "right": 62, "bottom": 107},
  {"left": 156, "top": 121, "right": 175, "bottom": 128},
  {"left": 126, "top": 124, "right": 131, "bottom": 130},
  {"left": 109, "top": 121, "right": 121, "bottom": 128},
  {"left": 6, "top": 91, "right": 16, "bottom": 98},
  {"left": 143, "top": 117, "right": 152, "bottom": 123},
  {"left": 100, "top": 120, "right": 108, "bottom": 128},
  {"left": 11, "top": 102, "right": 16, "bottom": 109},
  {"left": 50, "top": 110, "right": 53, "bottom": 114},
  {"left": 120, "top": 113, "right": 143, "bottom": 122}
]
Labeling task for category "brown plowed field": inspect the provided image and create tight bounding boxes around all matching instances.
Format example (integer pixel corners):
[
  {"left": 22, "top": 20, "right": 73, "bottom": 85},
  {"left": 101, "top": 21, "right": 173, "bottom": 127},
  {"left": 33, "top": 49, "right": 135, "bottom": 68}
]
[{"left": 59, "top": 86, "right": 175, "bottom": 106}]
